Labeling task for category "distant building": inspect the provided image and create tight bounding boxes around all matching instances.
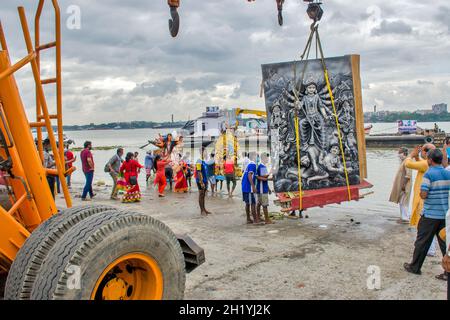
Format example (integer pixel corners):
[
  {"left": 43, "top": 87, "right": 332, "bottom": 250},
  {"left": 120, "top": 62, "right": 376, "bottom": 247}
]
[
  {"left": 364, "top": 110, "right": 391, "bottom": 117},
  {"left": 432, "top": 103, "right": 447, "bottom": 114},
  {"left": 375, "top": 111, "right": 390, "bottom": 117},
  {"left": 416, "top": 109, "right": 433, "bottom": 115}
]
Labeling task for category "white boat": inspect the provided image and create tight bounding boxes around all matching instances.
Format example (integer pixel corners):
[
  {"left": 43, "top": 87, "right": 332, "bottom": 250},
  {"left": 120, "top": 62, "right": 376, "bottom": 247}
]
[{"left": 176, "top": 106, "right": 271, "bottom": 150}]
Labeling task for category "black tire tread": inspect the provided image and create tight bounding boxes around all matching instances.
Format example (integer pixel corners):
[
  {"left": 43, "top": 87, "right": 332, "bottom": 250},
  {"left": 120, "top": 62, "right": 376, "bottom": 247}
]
[
  {"left": 5, "top": 205, "right": 116, "bottom": 300},
  {"left": 31, "top": 210, "right": 185, "bottom": 300}
]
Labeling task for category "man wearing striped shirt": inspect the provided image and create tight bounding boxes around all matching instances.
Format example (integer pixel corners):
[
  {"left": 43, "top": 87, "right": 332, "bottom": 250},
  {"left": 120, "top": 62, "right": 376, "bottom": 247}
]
[{"left": 404, "top": 149, "right": 450, "bottom": 279}]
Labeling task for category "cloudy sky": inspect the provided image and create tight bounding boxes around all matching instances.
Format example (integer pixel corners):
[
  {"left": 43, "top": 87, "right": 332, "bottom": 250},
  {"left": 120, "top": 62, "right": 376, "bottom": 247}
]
[{"left": 2, "top": 0, "right": 450, "bottom": 125}]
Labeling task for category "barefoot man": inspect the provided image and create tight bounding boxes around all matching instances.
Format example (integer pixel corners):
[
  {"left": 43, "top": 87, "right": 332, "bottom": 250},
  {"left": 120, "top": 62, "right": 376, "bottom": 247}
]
[
  {"left": 196, "top": 147, "right": 211, "bottom": 216},
  {"left": 256, "top": 153, "right": 274, "bottom": 225},
  {"left": 389, "top": 147, "right": 412, "bottom": 223},
  {"left": 242, "top": 152, "right": 259, "bottom": 224}
]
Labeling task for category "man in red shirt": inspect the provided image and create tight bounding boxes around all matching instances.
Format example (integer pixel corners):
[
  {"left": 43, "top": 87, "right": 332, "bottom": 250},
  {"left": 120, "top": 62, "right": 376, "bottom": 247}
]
[
  {"left": 80, "top": 141, "right": 95, "bottom": 201},
  {"left": 64, "top": 142, "right": 76, "bottom": 188}
]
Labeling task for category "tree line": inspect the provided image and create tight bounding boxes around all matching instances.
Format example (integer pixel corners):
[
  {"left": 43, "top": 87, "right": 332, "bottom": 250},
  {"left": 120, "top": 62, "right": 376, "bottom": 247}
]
[
  {"left": 364, "top": 112, "right": 450, "bottom": 123},
  {"left": 59, "top": 121, "right": 187, "bottom": 131}
]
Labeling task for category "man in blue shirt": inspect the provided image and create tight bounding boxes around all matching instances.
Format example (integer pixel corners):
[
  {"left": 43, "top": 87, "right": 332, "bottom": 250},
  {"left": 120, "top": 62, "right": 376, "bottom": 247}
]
[
  {"left": 404, "top": 149, "right": 450, "bottom": 279},
  {"left": 196, "top": 147, "right": 211, "bottom": 216},
  {"left": 242, "top": 151, "right": 259, "bottom": 224},
  {"left": 256, "top": 153, "right": 273, "bottom": 225}
]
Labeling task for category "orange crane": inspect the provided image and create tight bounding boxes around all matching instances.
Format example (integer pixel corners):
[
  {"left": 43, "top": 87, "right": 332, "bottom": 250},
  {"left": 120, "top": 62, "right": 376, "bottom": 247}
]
[{"left": 0, "top": 0, "right": 203, "bottom": 300}]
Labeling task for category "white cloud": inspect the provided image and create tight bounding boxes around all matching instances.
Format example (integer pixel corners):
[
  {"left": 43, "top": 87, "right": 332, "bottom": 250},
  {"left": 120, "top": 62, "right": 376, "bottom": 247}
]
[
  {"left": 1, "top": 0, "right": 449, "bottom": 125},
  {"left": 89, "top": 78, "right": 136, "bottom": 91}
]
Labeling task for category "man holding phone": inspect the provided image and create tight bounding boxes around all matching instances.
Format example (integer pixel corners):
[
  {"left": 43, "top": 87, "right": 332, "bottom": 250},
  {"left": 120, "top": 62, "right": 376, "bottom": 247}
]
[{"left": 404, "top": 143, "right": 436, "bottom": 227}]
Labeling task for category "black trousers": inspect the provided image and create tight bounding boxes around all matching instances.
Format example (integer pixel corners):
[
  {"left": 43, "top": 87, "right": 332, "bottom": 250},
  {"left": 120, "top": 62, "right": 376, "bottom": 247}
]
[
  {"left": 448, "top": 273, "right": 450, "bottom": 300},
  {"left": 46, "top": 176, "right": 56, "bottom": 199},
  {"left": 410, "top": 216, "right": 447, "bottom": 273},
  {"left": 165, "top": 167, "right": 173, "bottom": 188}
]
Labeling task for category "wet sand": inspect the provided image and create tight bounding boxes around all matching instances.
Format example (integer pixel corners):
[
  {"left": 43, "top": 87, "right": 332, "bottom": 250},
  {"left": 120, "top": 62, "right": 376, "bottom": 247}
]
[{"left": 56, "top": 180, "right": 447, "bottom": 300}]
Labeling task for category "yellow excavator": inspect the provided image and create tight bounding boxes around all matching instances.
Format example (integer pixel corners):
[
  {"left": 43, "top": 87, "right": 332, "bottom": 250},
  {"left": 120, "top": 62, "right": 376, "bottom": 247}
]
[
  {"left": 235, "top": 108, "right": 267, "bottom": 119},
  {"left": 0, "top": 0, "right": 204, "bottom": 300}
]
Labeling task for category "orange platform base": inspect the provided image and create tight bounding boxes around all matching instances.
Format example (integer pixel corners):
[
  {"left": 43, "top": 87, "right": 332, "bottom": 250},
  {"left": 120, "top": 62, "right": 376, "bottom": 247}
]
[{"left": 275, "top": 180, "right": 373, "bottom": 211}]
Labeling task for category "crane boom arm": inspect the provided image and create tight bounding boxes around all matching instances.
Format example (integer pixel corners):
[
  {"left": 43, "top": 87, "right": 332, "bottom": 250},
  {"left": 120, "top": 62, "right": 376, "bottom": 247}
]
[{"left": 235, "top": 108, "right": 267, "bottom": 118}]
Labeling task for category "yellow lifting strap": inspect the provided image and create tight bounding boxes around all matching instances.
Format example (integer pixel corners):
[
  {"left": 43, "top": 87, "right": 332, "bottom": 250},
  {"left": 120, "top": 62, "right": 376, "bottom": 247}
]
[
  {"left": 312, "top": 29, "right": 352, "bottom": 201},
  {"left": 292, "top": 64, "right": 305, "bottom": 210},
  {"left": 290, "top": 25, "right": 352, "bottom": 209},
  {"left": 294, "top": 114, "right": 303, "bottom": 209},
  {"left": 323, "top": 69, "right": 352, "bottom": 201}
]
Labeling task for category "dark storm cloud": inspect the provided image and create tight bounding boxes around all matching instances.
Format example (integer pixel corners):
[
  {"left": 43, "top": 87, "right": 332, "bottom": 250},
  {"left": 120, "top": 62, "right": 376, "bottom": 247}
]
[
  {"left": 417, "top": 80, "right": 434, "bottom": 86},
  {"left": 371, "top": 20, "right": 413, "bottom": 36},
  {"left": 435, "top": 6, "right": 450, "bottom": 33},
  {"left": 230, "top": 77, "right": 261, "bottom": 99},
  {"left": 132, "top": 78, "right": 180, "bottom": 97},
  {"left": 180, "top": 75, "right": 224, "bottom": 92}
]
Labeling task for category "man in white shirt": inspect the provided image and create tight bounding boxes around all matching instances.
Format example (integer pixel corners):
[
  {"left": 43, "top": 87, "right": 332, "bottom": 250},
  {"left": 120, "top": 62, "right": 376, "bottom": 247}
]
[{"left": 242, "top": 152, "right": 250, "bottom": 173}]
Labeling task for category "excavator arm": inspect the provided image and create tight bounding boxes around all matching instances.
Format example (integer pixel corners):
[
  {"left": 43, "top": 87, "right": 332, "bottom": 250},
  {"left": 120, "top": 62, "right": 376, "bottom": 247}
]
[{"left": 235, "top": 108, "right": 267, "bottom": 118}]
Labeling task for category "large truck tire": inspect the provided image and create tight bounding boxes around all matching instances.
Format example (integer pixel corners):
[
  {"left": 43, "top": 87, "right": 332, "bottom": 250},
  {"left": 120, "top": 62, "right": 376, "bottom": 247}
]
[
  {"left": 30, "top": 210, "right": 186, "bottom": 300},
  {"left": 4, "top": 205, "right": 117, "bottom": 300}
]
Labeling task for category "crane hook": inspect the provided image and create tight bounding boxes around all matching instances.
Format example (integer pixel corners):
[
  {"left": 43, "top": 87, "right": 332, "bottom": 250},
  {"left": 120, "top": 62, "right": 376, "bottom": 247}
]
[
  {"left": 276, "top": 0, "right": 285, "bottom": 26},
  {"left": 305, "top": 1, "right": 324, "bottom": 31},
  {"left": 168, "top": 0, "right": 180, "bottom": 37}
]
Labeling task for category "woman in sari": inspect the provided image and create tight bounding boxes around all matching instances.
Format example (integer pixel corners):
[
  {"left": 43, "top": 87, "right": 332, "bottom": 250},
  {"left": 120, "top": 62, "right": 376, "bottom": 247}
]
[
  {"left": 154, "top": 154, "right": 170, "bottom": 197},
  {"left": 174, "top": 156, "right": 189, "bottom": 193},
  {"left": 119, "top": 152, "right": 144, "bottom": 203}
]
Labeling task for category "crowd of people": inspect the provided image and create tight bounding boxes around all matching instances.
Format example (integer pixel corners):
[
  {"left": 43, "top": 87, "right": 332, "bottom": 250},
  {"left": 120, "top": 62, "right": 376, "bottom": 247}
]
[
  {"left": 45, "top": 136, "right": 449, "bottom": 292},
  {"left": 67, "top": 140, "right": 274, "bottom": 225},
  {"left": 389, "top": 141, "right": 450, "bottom": 288}
]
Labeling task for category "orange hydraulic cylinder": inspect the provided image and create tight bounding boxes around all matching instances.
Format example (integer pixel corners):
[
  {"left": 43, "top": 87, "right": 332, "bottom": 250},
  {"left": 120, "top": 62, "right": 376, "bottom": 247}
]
[
  {"left": 0, "top": 106, "right": 43, "bottom": 231},
  {"left": 0, "top": 205, "right": 30, "bottom": 267},
  {"left": 0, "top": 51, "right": 57, "bottom": 222}
]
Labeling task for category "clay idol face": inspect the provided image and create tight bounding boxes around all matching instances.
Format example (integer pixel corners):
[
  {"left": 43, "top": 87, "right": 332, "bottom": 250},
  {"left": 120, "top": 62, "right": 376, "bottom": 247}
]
[
  {"left": 306, "top": 84, "right": 317, "bottom": 95},
  {"left": 301, "top": 155, "right": 310, "bottom": 167},
  {"left": 331, "top": 146, "right": 339, "bottom": 155},
  {"left": 272, "top": 105, "right": 282, "bottom": 126}
]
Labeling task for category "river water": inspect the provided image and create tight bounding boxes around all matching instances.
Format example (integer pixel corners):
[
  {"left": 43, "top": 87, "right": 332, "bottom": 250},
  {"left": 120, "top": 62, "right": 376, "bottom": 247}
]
[{"left": 62, "top": 121, "right": 449, "bottom": 211}]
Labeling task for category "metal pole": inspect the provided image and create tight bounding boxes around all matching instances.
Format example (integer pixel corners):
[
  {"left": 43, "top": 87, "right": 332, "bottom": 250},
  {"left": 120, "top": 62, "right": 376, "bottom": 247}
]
[
  {"left": 0, "top": 51, "right": 57, "bottom": 221},
  {"left": 52, "top": 0, "right": 65, "bottom": 167},
  {"left": 18, "top": 7, "right": 72, "bottom": 208}
]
